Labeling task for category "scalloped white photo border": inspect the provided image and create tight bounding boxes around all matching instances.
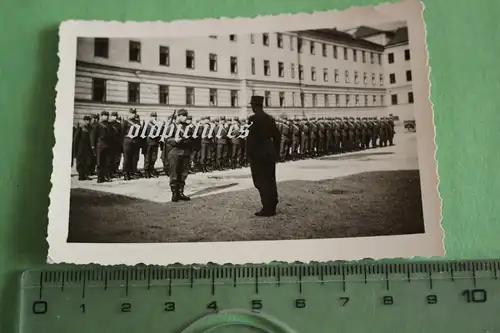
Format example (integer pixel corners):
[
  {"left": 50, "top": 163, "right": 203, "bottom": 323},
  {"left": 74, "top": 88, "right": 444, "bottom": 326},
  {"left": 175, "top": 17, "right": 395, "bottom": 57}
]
[{"left": 47, "top": 0, "right": 443, "bottom": 265}]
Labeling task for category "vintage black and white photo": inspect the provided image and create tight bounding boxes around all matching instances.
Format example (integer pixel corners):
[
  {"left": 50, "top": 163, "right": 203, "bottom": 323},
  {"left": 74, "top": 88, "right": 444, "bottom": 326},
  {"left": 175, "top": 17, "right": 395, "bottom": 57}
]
[{"left": 48, "top": 0, "right": 443, "bottom": 265}]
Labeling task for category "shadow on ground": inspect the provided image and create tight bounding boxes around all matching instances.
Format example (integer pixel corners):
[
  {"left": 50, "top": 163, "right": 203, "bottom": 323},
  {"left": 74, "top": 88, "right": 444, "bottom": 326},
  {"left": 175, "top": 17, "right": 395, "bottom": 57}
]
[{"left": 67, "top": 170, "right": 424, "bottom": 243}]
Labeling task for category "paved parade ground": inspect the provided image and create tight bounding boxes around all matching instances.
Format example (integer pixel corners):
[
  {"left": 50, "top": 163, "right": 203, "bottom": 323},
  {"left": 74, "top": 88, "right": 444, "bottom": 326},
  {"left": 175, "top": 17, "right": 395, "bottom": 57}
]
[{"left": 68, "top": 126, "right": 425, "bottom": 243}]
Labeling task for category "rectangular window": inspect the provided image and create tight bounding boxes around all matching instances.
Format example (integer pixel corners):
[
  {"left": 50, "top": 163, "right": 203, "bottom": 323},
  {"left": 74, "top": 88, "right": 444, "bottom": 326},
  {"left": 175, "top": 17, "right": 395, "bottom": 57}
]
[
  {"left": 231, "top": 90, "right": 238, "bottom": 107},
  {"left": 345, "top": 70, "right": 349, "bottom": 83},
  {"left": 345, "top": 95, "right": 350, "bottom": 106},
  {"left": 277, "top": 33, "right": 283, "bottom": 48},
  {"left": 322, "top": 43, "right": 327, "bottom": 57},
  {"left": 209, "top": 89, "right": 218, "bottom": 106},
  {"left": 372, "top": 73, "right": 376, "bottom": 85},
  {"left": 229, "top": 34, "right": 236, "bottom": 41},
  {"left": 333, "top": 45, "right": 338, "bottom": 59},
  {"left": 362, "top": 51, "right": 366, "bottom": 63},
  {"left": 311, "top": 66, "right": 316, "bottom": 81},
  {"left": 279, "top": 92, "right": 285, "bottom": 107},
  {"left": 127, "top": 82, "right": 140, "bottom": 103},
  {"left": 186, "top": 50, "right": 195, "bottom": 69},
  {"left": 370, "top": 52, "right": 374, "bottom": 64},
  {"left": 230, "top": 56, "right": 238, "bottom": 74},
  {"left": 389, "top": 73, "right": 396, "bottom": 84},
  {"left": 373, "top": 95, "right": 377, "bottom": 104},
  {"left": 250, "top": 34, "right": 255, "bottom": 44},
  {"left": 300, "top": 92, "right": 305, "bottom": 107},
  {"left": 324, "top": 94, "right": 329, "bottom": 106},
  {"left": 91, "top": 78, "right": 106, "bottom": 101},
  {"left": 291, "top": 63, "right": 295, "bottom": 78},
  {"left": 381, "top": 95, "right": 385, "bottom": 106},
  {"left": 94, "top": 38, "right": 109, "bottom": 58},
  {"left": 335, "top": 94, "right": 339, "bottom": 106},
  {"left": 355, "top": 95, "right": 359, "bottom": 106},
  {"left": 292, "top": 92, "right": 296, "bottom": 107},
  {"left": 290, "top": 36, "right": 294, "bottom": 51},
  {"left": 264, "top": 60, "right": 270, "bottom": 76},
  {"left": 159, "top": 46, "right": 170, "bottom": 66},
  {"left": 353, "top": 49, "right": 357, "bottom": 62},
  {"left": 391, "top": 94, "right": 398, "bottom": 105},
  {"left": 354, "top": 71, "right": 359, "bottom": 84},
  {"left": 364, "top": 95, "right": 368, "bottom": 106},
  {"left": 251, "top": 57, "right": 255, "bottom": 75},
  {"left": 159, "top": 85, "right": 169, "bottom": 104},
  {"left": 310, "top": 41, "right": 315, "bottom": 55},
  {"left": 299, "top": 65, "right": 304, "bottom": 80},
  {"left": 378, "top": 54, "right": 382, "bottom": 65},
  {"left": 264, "top": 91, "right": 271, "bottom": 107},
  {"left": 298, "top": 38, "right": 303, "bottom": 53},
  {"left": 334, "top": 69, "right": 339, "bottom": 83},
  {"left": 408, "top": 92, "right": 414, "bottom": 104},
  {"left": 263, "top": 33, "right": 269, "bottom": 46},
  {"left": 343, "top": 47, "right": 348, "bottom": 60},
  {"left": 405, "top": 49, "right": 411, "bottom": 61},
  {"left": 312, "top": 94, "right": 317, "bottom": 107},
  {"left": 388, "top": 52, "right": 395, "bottom": 64},
  {"left": 209, "top": 53, "right": 217, "bottom": 72},
  {"left": 186, "top": 87, "right": 195, "bottom": 106},
  {"left": 380, "top": 74, "right": 384, "bottom": 86},
  {"left": 278, "top": 62, "right": 284, "bottom": 77},
  {"left": 129, "top": 41, "right": 141, "bottom": 62},
  {"left": 323, "top": 68, "right": 328, "bottom": 82},
  {"left": 406, "top": 70, "right": 412, "bottom": 82},
  {"left": 363, "top": 72, "right": 367, "bottom": 85}
]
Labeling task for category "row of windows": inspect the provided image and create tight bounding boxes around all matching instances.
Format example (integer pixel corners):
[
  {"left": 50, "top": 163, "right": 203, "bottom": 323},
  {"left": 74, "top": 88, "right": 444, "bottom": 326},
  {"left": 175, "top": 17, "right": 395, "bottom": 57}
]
[
  {"left": 90, "top": 78, "right": 396, "bottom": 107},
  {"left": 391, "top": 92, "right": 414, "bottom": 105},
  {"left": 389, "top": 70, "right": 412, "bottom": 84},
  {"left": 93, "top": 37, "right": 409, "bottom": 66}
]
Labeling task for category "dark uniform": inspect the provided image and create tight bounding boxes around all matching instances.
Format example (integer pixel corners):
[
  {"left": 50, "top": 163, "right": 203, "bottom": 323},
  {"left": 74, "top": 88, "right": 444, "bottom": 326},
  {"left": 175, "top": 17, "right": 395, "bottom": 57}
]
[
  {"left": 144, "top": 112, "right": 161, "bottom": 178},
  {"left": 246, "top": 96, "right": 281, "bottom": 217},
  {"left": 90, "top": 111, "right": 113, "bottom": 183},
  {"left": 166, "top": 109, "right": 194, "bottom": 202},
  {"left": 73, "top": 115, "right": 93, "bottom": 180},
  {"left": 121, "top": 108, "right": 141, "bottom": 180},
  {"left": 108, "top": 112, "right": 122, "bottom": 176}
]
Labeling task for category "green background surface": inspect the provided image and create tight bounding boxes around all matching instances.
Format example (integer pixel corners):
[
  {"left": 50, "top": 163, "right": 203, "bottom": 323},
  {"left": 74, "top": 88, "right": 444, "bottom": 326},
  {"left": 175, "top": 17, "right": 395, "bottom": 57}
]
[{"left": 1, "top": 0, "right": 499, "bottom": 331}]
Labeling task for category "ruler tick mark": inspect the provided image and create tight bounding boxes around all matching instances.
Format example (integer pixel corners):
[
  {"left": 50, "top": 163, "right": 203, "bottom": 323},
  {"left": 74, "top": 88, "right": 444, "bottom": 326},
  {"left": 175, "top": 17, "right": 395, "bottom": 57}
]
[
  {"left": 255, "top": 274, "right": 259, "bottom": 294},
  {"left": 429, "top": 271, "right": 433, "bottom": 290},
  {"left": 364, "top": 268, "right": 367, "bottom": 284},
  {"left": 320, "top": 266, "right": 324, "bottom": 285},
  {"left": 385, "top": 271, "right": 389, "bottom": 291},
  {"left": 211, "top": 274, "right": 215, "bottom": 296},
  {"left": 82, "top": 273, "right": 86, "bottom": 298},
  {"left": 38, "top": 272, "right": 43, "bottom": 300},
  {"left": 104, "top": 272, "right": 108, "bottom": 290},
  {"left": 125, "top": 272, "right": 129, "bottom": 297},
  {"left": 61, "top": 274, "right": 65, "bottom": 292},
  {"left": 450, "top": 267, "right": 454, "bottom": 281},
  {"left": 190, "top": 268, "right": 194, "bottom": 289},
  {"left": 407, "top": 270, "right": 411, "bottom": 283},
  {"left": 147, "top": 267, "right": 151, "bottom": 290},
  {"left": 472, "top": 267, "right": 477, "bottom": 288},
  {"left": 233, "top": 274, "right": 237, "bottom": 288},
  {"left": 299, "top": 271, "right": 303, "bottom": 294},
  {"left": 168, "top": 278, "right": 172, "bottom": 297},
  {"left": 342, "top": 267, "right": 346, "bottom": 292}
]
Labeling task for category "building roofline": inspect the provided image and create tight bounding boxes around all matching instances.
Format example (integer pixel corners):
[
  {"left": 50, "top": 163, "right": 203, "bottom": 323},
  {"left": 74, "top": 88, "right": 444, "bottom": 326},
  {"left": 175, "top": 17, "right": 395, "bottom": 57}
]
[{"left": 295, "top": 29, "right": 385, "bottom": 52}]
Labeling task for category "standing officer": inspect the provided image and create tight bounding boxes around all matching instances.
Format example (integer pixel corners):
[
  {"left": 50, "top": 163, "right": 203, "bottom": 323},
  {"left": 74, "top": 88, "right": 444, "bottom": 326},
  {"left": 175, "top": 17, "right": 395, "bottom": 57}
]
[
  {"left": 108, "top": 111, "right": 122, "bottom": 177},
  {"left": 73, "top": 115, "right": 93, "bottom": 180},
  {"left": 246, "top": 96, "right": 281, "bottom": 217},
  {"left": 90, "top": 111, "right": 113, "bottom": 183},
  {"left": 166, "top": 109, "right": 194, "bottom": 202}
]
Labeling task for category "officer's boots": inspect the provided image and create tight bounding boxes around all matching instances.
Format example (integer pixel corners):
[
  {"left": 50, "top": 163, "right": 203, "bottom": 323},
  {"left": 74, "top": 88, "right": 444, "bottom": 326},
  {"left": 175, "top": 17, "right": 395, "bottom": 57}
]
[
  {"left": 171, "top": 186, "right": 180, "bottom": 202},
  {"left": 178, "top": 186, "right": 190, "bottom": 201}
]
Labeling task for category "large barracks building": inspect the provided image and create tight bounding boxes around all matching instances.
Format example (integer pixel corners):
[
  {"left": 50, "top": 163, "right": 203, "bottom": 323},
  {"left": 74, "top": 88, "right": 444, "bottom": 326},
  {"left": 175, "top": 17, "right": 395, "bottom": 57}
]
[{"left": 74, "top": 25, "right": 413, "bottom": 124}]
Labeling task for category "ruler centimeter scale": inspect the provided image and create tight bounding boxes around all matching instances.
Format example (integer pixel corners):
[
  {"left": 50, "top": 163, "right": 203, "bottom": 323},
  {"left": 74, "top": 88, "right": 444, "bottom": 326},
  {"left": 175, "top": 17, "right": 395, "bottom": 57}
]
[{"left": 18, "top": 260, "right": 500, "bottom": 333}]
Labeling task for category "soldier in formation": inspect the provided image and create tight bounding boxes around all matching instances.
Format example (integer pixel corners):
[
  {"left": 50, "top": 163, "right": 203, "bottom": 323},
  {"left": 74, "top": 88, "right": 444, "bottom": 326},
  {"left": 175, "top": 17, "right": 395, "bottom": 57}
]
[{"left": 72, "top": 107, "right": 396, "bottom": 188}]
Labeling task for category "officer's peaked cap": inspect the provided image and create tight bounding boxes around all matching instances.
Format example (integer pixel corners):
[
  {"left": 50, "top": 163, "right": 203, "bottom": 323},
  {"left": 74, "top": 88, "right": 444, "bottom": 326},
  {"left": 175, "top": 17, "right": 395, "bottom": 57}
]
[
  {"left": 250, "top": 95, "right": 264, "bottom": 105},
  {"left": 150, "top": 112, "right": 157, "bottom": 117},
  {"left": 111, "top": 111, "right": 119, "bottom": 117},
  {"left": 177, "top": 109, "right": 188, "bottom": 116},
  {"left": 101, "top": 110, "right": 109, "bottom": 116}
]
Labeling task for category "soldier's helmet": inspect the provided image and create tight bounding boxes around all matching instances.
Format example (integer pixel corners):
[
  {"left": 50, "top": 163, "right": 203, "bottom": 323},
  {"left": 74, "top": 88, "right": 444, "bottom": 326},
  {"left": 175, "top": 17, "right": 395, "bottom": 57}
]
[
  {"left": 213, "top": 117, "right": 220, "bottom": 122},
  {"left": 129, "top": 108, "right": 137, "bottom": 115},
  {"left": 220, "top": 116, "right": 226, "bottom": 121},
  {"left": 187, "top": 115, "right": 193, "bottom": 120},
  {"left": 101, "top": 110, "right": 109, "bottom": 116},
  {"left": 234, "top": 116, "right": 239, "bottom": 121},
  {"left": 150, "top": 112, "right": 157, "bottom": 117},
  {"left": 177, "top": 109, "right": 188, "bottom": 117},
  {"left": 83, "top": 115, "right": 91, "bottom": 121},
  {"left": 111, "top": 111, "right": 118, "bottom": 117}
]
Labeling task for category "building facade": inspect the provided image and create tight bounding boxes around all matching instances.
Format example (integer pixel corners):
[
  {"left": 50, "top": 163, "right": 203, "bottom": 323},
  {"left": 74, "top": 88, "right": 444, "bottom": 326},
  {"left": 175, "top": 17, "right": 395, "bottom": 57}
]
[{"left": 74, "top": 27, "right": 413, "bottom": 123}]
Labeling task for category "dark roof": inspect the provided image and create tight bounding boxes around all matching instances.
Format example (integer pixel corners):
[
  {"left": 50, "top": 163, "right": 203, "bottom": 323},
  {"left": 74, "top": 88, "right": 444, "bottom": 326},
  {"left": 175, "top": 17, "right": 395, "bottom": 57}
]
[
  {"left": 299, "top": 28, "right": 385, "bottom": 52},
  {"left": 386, "top": 27, "right": 409, "bottom": 46},
  {"left": 353, "top": 26, "right": 387, "bottom": 38}
]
